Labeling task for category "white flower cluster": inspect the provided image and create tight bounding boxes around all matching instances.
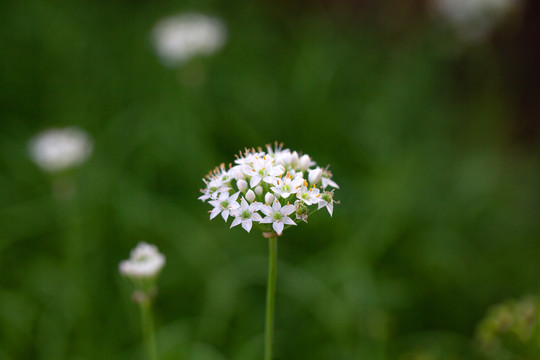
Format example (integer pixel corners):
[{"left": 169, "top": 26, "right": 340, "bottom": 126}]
[
  {"left": 28, "top": 127, "right": 93, "bottom": 172},
  {"left": 119, "top": 242, "right": 165, "bottom": 280},
  {"left": 199, "top": 143, "right": 339, "bottom": 235},
  {"left": 432, "top": 0, "right": 520, "bottom": 41},
  {"left": 152, "top": 12, "right": 226, "bottom": 66}
]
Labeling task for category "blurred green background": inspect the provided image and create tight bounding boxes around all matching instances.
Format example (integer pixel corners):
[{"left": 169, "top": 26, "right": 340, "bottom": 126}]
[{"left": 1, "top": 0, "right": 539, "bottom": 359}]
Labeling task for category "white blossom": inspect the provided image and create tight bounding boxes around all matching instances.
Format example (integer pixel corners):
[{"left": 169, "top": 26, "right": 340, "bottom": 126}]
[
  {"left": 152, "top": 13, "right": 227, "bottom": 66},
  {"left": 431, "top": 0, "right": 520, "bottom": 41},
  {"left": 230, "top": 198, "right": 263, "bottom": 233},
  {"left": 119, "top": 242, "right": 165, "bottom": 279},
  {"left": 270, "top": 173, "right": 304, "bottom": 199},
  {"left": 317, "top": 191, "right": 337, "bottom": 217},
  {"left": 208, "top": 191, "right": 240, "bottom": 221},
  {"left": 28, "top": 127, "right": 93, "bottom": 172},
  {"left": 259, "top": 200, "right": 296, "bottom": 235}
]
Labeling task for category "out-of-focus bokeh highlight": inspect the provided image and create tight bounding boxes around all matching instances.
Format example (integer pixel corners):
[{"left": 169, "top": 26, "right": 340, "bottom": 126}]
[{"left": 1, "top": 0, "right": 539, "bottom": 359}]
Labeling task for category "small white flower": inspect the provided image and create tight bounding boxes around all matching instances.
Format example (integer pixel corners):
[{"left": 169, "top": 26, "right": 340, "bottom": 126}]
[
  {"left": 152, "top": 13, "right": 227, "bottom": 66},
  {"left": 296, "top": 183, "right": 320, "bottom": 206},
  {"left": 243, "top": 156, "right": 284, "bottom": 188},
  {"left": 317, "top": 191, "right": 337, "bottom": 216},
  {"left": 321, "top": 168, "right": 339, "bottom": 189},
  {"left": 28, "top": 127, "right": 93, "bottom": 172},
  {"left": 230, "top": 198, "right": 263, "bottom": 232},
  {"left": 271, "top": 173, "right": 304, "bottom": 199},
  {"left": 431, "top": 0, "right": 520, "bottom": 41},
  {"left": 259, "top": 200, "right": 297, "bottom": 235},
  {"left": 119, "top": 242, "right": 165, "bottom": 279},
  {"left": 208, "top": 191, "right": 240, "bottom": 221}
]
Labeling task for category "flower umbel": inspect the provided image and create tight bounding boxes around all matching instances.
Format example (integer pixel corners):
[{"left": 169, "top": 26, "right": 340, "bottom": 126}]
[
  {"left": 119, "top": 242, "right": 165, "bottom": 302},
  {"left": 199, "top": 142, "right": 339, "bottom": 235},
  {"left": 28, "top": 127, "right": 93, "bottom": 172}
]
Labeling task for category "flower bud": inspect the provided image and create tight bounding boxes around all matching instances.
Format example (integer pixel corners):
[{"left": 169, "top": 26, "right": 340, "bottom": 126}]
[
  {"left": 230, "top": 165, "right": 246, "bottom": 180},
  {"left": 308, "top": 167, "right": 323, "bottom": 184},
  {"left": 255, "top": 185, "right": 263, "bottom": 195},
  {"left": 291, "top": 151, "right": 299, "bottom": 166},
  {"left": 237, "top": 179, "right": 248, "bottom": 193},
  {"left": 246, "top": 189, "right": 256, "bottom": 202},
  {"left": 298, "top": 155, "right": 311, "bottom": 170},
  {"left": 265, "top": 193, "right": 274, "bottom": 204}
]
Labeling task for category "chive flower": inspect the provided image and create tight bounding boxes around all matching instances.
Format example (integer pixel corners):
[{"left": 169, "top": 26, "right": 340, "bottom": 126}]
[{"left": 199, "top": 142, "right": 339, "bottom": 236}]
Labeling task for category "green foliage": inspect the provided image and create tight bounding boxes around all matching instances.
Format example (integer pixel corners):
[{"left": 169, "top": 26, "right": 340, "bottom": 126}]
[{"left": 0, "top": 0, "right": 539, "bottom": 359}]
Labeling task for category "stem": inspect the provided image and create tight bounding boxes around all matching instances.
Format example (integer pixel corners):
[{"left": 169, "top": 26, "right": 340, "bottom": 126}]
[
  {"left": 140, "top": 300, "right": 157, "bottom": 360},
  {"left": 264, "top": 236, "right": 278, "bottom": 360}
]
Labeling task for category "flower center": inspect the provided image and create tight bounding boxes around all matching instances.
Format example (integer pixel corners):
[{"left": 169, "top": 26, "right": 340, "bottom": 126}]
[
  {"left": 322, "top": 194, "right": 332, "bottom": 202},
  {"left": 220, "top": 200, "right": 229, "bottom": 208},
  {"left": 241, "top": 210, "right": 251, "bottom": 219},
  {"left": 258, "top": 169, "right": 265, "bottom": 176},
  {"left": 273, "top": 212, "right": 283, "bottom": 220}
]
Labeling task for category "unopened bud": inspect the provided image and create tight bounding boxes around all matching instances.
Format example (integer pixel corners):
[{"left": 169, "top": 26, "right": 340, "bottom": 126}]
[
  {"left": 246, "top": 189, "right": 256, "bottom": 202},
  {"left": 298, "top": 155, "right": 311, "bottom": 170},
  {"left": 255, "top": 185, "right": 263, "bottom": 195},
  {"left": 265, "top": 193, "right": 274, "bottom": 204},
  {"left": 308, "top": 168, "right": 323, "bottom": 184},
  {"left": 237, "top": 179, "right": 248, "bottom": 193}
]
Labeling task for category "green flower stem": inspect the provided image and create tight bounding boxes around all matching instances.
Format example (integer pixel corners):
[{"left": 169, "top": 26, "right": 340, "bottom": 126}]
[
  {"left": 140, "top": 299, "right": 157, "bottom": 360},
  {"left": 265, "top": 236, "right": 278, "bottom": 360}
]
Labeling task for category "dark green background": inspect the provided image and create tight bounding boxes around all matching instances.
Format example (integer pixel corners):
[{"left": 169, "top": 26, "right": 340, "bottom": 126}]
[{"left": 1, "top": 0, "right": 539, "bottom": 359}]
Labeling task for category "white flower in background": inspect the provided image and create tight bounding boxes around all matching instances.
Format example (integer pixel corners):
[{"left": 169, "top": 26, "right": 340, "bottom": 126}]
[
  {"left": 199, "top": 142, "right": 339, "bottom": 234},
  {"left": 259, "top": 200, "right": 297, "bottom": 235},
  {"left": 119, "top": 242, "right": 165, "bottom": 279},
  {"left": 152, "top": 12, "right": 227, "bottom": 66},
  {"left": 28, "top": 127, "right": 93, "bottom": 172},
  {"left": 432, "top": 0, "right": 521, "bottom": 41},
  {"left": 230, "top": 198, "right": 263, "bottom": 233}
]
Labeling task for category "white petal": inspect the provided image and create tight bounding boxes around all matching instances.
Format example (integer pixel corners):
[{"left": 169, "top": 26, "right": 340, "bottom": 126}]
[
  {"left": 272, "top": 200, "right": 281, "bottom": 212},
  {"left": 281, "top": 205, "right": 295, "bottom": 215},
  {"left": 259, "top": 205, "right": 272, "bottom": 216},
  {"left": 269, "top": 166, "right": 284, "bottom": 176},
  {"left": 240, "top": 198, "right": 249, "bottom": 208},
  {"left": 251, "top": 213, "right": 263, "bottom": 222},
  {"left": 210, "top": 208, "right": 221, "bottom": 220},
  {"left": 221, "top": 209, "right": 229, "bottom": 221},
  {"left": 208, "top": 200, "right": 220, "bottom": 207},
  {"left": 326, "top": 203, "right": 333, "bottom": 216},
  {"left": 328, "top": 179, "right": 339, "bottom": 189},
  {"left": 282, "top": 216, "right": 296, "bottom": 226},
  {"left": 317, "top": 201, "right": 325, "bottom": 210},
  {"left": 242, "top": 220, "right": 252, "bottom": 232},
  {"left": 230, "top": 217, "right": 242, "bottom": 228},
  {"left": 250, "top": 175, "right": 261, "bottom": 188},
  {"left": 259, "top": 216, "right": 273, "bottom": 224},
  {"left": 229, "top": 191, "right": 240, "bottom": 203},
  {"left": 273, "top": 221, "right": 284, "bottom": 235}
]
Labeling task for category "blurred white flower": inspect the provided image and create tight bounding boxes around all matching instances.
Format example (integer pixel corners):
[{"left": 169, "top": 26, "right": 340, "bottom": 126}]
[
  {"left": 152, "top": 13, "right": 227, "bottom": 66},
  {"left": 28, "top": 127, "right": 93, "bottom": 172},
  {"left": 432, "top": 0, "right": 520, "bottom": 41},
  {"left": 119, "top": 242, "right": 165, "bottom": 279}
]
